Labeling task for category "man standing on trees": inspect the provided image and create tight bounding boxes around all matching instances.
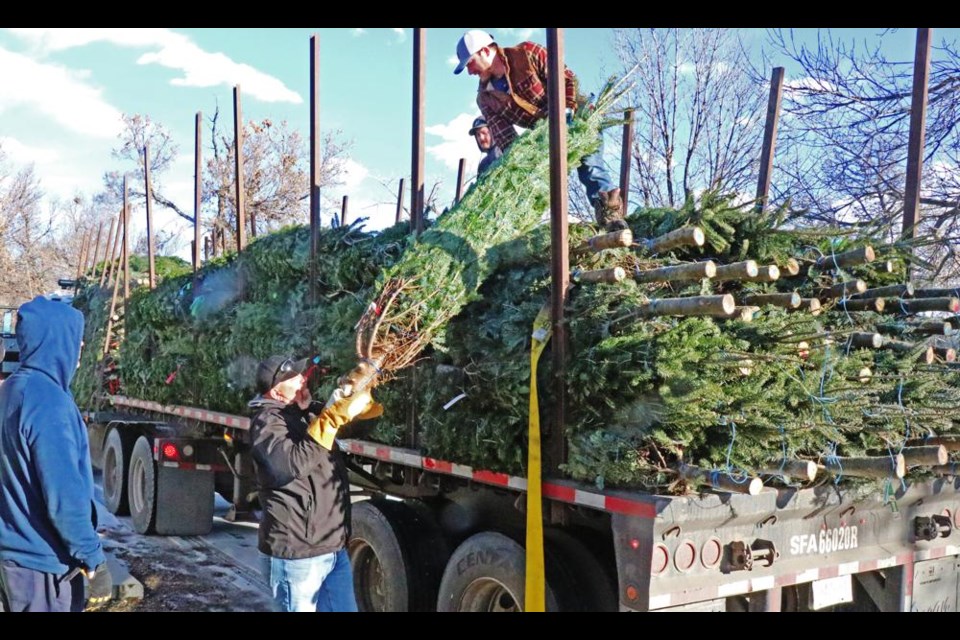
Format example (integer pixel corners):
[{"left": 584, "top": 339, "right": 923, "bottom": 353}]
[
  {"left": 453, "top": 29, "right": 626, "bottom": 230},
  {"left": 248, "top": 355, "right": 381, "bottom": 612}
]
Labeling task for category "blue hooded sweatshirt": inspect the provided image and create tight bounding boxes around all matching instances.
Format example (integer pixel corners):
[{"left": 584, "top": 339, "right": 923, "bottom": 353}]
[{"left": 0, "top": 296, "right": 105, "bottom": 575}]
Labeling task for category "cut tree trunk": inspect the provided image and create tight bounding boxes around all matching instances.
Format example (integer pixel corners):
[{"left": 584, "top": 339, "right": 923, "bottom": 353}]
[
  {"left": 900, "top": 445, "right": 948, "bottom": 467},
  {"left": 611, "top": 295, "right": 737, "bottom": 331},
  {"left": 759, "top": 459, "right": 818, "bottom": 482},
  {"left": 638, "top": 295, "right": 735, "bottom": 318},
  {"left": 909, "top": 435, "right": 960, "bottom": 452},
  {"left": 742, "top": 292, "right": 801, "bottom": 309},
  {"left": 572, "top": 229, "right": 634, "bottom": 255},
  {"left": 713, "top": 260, "right": 759, "bottom": 281},
  {"left": 821, "top": 453, "right": 905, "bottom": 479},
  {"left": 575, "top": 267, "right": 626, "bottom": 284},
  {"left": 912, "top": 287, "right": 960, "bottom": 299},
  {"left": 815, "top": 246, "right": 875, "bottom": 269},
  {"left": 889, "top": 297, "right": 960, "bottom": 314},
  {"left": 633, "top": 261, "right": 716, "bottom": 283},
  {"left": 913, "top": 321, "right": 954, "bottom": 336},
  {"left": 849, "top": 332, "right": 883, "bottom": 349},
  {"left": 742, "top": 265, "right": 780, "bottom": 282},
  {"left": 641, "top": 226, "right": 705, "bottom": 254},
  {"left": 819, "top": 279, "right": 868, "bottom": 299},
  {"left": 837, "top": 298, "right": 885, "bottom": 313},
  {"left": 852, "top": 283, "right": 914, "bottom": 299},
  {"left": 678, "top": 463, "right": 763, "bottom": 495}
]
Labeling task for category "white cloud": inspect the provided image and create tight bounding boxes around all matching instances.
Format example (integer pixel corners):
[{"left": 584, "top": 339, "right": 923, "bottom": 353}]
[
  {"left": 0, "top": 47, "right": 123, "bottom": 139},
  {"left": 353, "top": 29, "right": 366, "bottom": 37},
  {"left": 340, "top": 158, "right": 370, "bottom": 192},
  {"left": 447, "top": 54, "right": 460, "bottom": 69},
  {"left": 0, "top": 136, "right": 59, "bottom": 165},
  {"left": 496, "top": 28, "right": 541, "bottom": 41},
  {"left": 677, "top": 61, "right": 696, "bottom": 75},
  {"left": 391, "top": 29, "right": 406, "bottom": 44},
  {"left": 8, "top": 28, "right": 174, "bottom": 52},
  {"left": 341, "top": 192, "right": 399, "bottom": 231},
  {"left": 426, "top": 112, "right": 483, "bottom": 175},
  {"left": 7, "top": 28, "right": 301, "bottom": 104}
]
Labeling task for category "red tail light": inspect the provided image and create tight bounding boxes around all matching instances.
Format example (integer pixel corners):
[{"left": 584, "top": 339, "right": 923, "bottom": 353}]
[{"left": 162, "top": 443, "right": 180, "bottom": 461}]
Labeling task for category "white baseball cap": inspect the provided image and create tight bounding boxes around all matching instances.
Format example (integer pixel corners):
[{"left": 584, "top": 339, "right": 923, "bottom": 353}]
[{"left": 454, "top": 30, "right": 495, "bottom": 75}]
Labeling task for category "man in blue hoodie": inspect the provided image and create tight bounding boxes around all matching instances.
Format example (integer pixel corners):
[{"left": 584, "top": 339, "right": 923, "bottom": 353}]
[{"left": 0, "top": 296, "right": 111, "bottom": 612}]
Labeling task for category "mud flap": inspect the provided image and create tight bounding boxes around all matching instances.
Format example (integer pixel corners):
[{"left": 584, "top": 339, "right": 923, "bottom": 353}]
[{"left": 155, "top": 465, "right": 215, "bottom": 536}]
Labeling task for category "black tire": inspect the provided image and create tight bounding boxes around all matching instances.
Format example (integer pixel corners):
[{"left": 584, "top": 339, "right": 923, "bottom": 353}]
[
  {"left": 544, "top": 529, "right": 618, "bottom": 611},
  {"left": 436, "top": 531, "right": 577, "bottom": 612},
  {"left": 102, "top": 427, "right": 135, "bottom": 516},
  {"left": 348, "top": 499, "right": 450, "bottom": 612},
  {"left": 128, "top": 436, "right": 157, "bottom": 535}
]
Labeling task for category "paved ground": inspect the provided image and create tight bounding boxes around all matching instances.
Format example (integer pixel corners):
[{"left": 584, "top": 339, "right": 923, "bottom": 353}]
[{"left": 93, "top": 474, "right": 275, "bottom": 612}]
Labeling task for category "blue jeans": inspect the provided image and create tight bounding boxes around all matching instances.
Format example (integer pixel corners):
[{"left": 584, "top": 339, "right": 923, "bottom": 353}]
[
  {"left": 576, "top": 131, "right": 615, "bottom": 206},
  {"left": 0, "top": 560, "right": 84, "bottom": 612},
  {"left": 260, "top": 549, "right": 358, "bottom": 612}
]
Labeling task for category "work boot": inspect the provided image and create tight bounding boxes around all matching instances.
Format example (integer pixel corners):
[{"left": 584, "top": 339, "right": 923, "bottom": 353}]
[{"left": 594, "top": 188, "right": 627, "bottom": 231}]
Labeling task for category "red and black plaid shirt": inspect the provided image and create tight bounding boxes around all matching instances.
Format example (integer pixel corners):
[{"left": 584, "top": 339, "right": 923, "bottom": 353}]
[{"left": 477, "top": 42, "right": 578, "bottom": 150}]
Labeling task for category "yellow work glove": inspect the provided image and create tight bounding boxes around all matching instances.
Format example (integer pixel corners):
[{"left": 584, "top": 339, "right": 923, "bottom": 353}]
[{"left": 307, "top": 389, "right": 384, "bottom": 450}]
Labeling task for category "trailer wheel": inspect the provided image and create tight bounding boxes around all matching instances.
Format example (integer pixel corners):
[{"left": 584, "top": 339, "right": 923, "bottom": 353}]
[
  {"left": 436, "top": 531, "right": 576, "bottom": 612},
  {"left": 544, "top": 529, "right": 618, "bottom": 611},
  {"left": 128, "top": 436, "right": 157, "bottom": 535},
  {"left": 102, "top": 427, "right": 136, "bottom": 516},
  {"left": 348, "top": 499, "right": 450, "bottom": 612}
]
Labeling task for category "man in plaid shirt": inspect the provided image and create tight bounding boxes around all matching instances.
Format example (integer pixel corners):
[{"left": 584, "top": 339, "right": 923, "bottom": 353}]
[{"left": 454, "top": 30, "right": 625, "bottom": 231}]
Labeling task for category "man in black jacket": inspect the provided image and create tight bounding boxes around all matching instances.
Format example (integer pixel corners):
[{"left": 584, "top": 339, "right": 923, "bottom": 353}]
[{"left": 248, "top": 355, "right": 379, "bottom": 612}]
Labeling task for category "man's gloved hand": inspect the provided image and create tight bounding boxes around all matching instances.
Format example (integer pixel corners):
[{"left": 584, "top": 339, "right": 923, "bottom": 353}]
[
  {"left": 307, "top": 389, "right": 384, "bottom": 450},
  {"left": 84, "top": 563, "right": 112, "bottom": 610}
]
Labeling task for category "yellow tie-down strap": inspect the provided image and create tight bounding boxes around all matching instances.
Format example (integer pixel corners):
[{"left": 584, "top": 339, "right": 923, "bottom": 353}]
[{"left": 525, "top": 302, "right": 552, "bottom": 612}]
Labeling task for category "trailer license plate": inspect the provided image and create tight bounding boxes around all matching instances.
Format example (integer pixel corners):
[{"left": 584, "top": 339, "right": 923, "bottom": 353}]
[{"left": 810, "top": 575, "right": 853, "bottom": 610}]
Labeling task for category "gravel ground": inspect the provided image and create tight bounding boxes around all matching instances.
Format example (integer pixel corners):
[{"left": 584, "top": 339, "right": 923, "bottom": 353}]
[{"left": 96, "top": 521, "right": 274, "bottom": 612}]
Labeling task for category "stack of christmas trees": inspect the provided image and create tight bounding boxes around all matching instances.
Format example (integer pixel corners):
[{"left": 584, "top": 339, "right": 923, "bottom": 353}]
[{"left": 72, "top": 100, "right": 960, "bottom": 497}]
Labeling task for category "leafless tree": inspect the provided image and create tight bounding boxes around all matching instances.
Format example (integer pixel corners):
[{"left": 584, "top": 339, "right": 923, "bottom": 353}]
[
  {"left": 612, "top": 28, "right": 768, "bottom": 210},
  {"left": 133, "top": 228, "right": 187, "bottom": 258},
  {"left": 0, "top": 139, "right": 120, "bottom": 305},
  {"left": 204, "top": 105, "right": 351, "bottom": 248},
  {"left": 762, "top": 28, "right": 960, "bottom": 282},
  {"left": 99, "top": 114, "right": 189, "bottom": 222},
  {"left": 95, "top": 106, "right": 352, "bottom": 257},
  {"left": 0, "top": 146, "right": 56, "bottom": 304}
]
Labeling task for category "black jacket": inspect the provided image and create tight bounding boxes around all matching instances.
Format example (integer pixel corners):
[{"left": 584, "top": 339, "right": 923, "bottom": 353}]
[{"left": 248, "top": 396, "right": 351, "bottom": 559}]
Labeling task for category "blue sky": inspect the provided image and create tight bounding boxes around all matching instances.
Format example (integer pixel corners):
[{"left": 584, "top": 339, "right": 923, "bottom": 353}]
[{"left": 0, "top": 28, "right": 954, "bottom": 260}]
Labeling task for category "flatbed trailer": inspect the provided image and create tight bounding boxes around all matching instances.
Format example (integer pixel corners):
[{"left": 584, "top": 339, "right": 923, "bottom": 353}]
[{"left": 83, "top": 394, "right": 960, "bottom": 612}]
